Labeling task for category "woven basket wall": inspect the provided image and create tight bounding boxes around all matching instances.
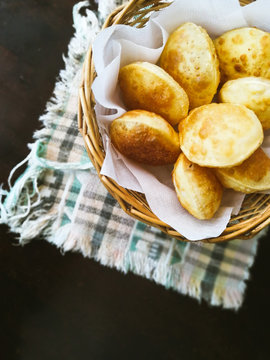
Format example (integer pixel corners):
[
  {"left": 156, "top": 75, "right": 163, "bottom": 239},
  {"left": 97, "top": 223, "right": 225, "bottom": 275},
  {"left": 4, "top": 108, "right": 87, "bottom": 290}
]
[{"left": 78, "top": 0, "right": 270, "bottom": 243}]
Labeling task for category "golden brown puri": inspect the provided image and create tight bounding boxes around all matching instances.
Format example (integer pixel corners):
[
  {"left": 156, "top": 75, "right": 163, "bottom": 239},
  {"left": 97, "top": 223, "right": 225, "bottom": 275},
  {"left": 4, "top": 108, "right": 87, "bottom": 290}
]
[
  {"left": 110, "top": 110, "right": 181, "bottom": 165},
  {"left": 118, "top": 62, "right": 189, "bottom": 126},
  {"left": 214, "top": 27, "right": 270, "bottom": 83},
  {"left": 159, "top": 22, "right": 220, "bottom": 109},
  {"left": 178, "top": 103, "right": 263, "bottom": 168},
  {"left": 215, "top": 148, "right": 270, "bottom": 193},
  {"left": 219, "top": 77, "right": 270, "bottom": 130},
  {"left": 172, "top": 153, "right": 223, "bottom": 220}
]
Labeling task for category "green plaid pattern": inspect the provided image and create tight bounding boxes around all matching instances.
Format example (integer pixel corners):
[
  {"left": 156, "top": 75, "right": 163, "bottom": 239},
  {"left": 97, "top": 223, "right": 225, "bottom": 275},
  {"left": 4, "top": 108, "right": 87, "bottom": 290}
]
[{"left": 0, "top": 0, "right": 264, "bottom": 309}]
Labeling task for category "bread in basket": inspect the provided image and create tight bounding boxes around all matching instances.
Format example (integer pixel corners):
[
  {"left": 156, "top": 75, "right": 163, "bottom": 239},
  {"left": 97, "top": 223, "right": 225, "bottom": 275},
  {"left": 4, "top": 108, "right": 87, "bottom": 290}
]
[{"left": 78, "top": 0, "right": 270, "bottom": 243}]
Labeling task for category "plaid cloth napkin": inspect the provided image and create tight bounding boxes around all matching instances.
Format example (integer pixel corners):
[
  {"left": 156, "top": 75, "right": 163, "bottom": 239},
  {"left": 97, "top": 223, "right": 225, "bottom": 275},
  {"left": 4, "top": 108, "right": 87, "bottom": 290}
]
[{"left": 0, "top": 0, "right": 266, "bottom": 310}]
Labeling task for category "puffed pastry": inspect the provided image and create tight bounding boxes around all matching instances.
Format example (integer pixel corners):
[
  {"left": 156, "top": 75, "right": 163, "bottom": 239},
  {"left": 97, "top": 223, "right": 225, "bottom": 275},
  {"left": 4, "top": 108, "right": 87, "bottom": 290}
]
[
  {"left": 172, "top": 153, "right": 223, "bottom": 220},
  {"left": 214, "top": 27, "right": 270, "bottom": 83},
  {"left": 219, "top": 77, "right": 270, "bottom": 130},
  {"left": 179, "top": 103, "right": 263, "bottom": 168},
  {"left": 118, "top": 62, "right": 189, "bottom": 126},
  {"left": 215, "top": 148, "right": 270, "bottom": 193},
  {"left": 160, "top": 22, "right": 220, "bottom": 109},
  {"left": 110, "top": 110, "right": 181, "bottom": 165}
]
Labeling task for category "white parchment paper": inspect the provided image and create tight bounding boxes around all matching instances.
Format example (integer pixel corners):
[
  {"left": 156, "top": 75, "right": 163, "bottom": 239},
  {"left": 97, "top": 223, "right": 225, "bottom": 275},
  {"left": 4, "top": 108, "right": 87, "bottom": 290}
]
[{"left": 92, "top": 0, "right": 270, "bottom": 240}]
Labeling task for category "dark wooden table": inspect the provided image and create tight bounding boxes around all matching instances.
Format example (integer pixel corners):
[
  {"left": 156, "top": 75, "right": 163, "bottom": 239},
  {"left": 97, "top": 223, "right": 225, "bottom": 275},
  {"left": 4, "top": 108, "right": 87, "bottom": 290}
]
[{"left": 1, "top": 1, "right": 270, "bottom": 359}]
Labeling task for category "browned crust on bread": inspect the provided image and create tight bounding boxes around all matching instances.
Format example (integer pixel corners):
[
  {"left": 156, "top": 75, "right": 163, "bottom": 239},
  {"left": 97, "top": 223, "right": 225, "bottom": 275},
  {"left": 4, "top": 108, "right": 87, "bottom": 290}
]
[
  {"left": 118, "top": 62, "right": 189, "bottom": 126},
  {"left": 219, "top": 77, "right": 270, "bottom": 130},
  {"left": 215, "top": 148, "right": 270, "bottom": 193},
  {"left": 172, "top": 153, "right": 223, "bottom": 219},
  {"left": 179, "top": 103, "right": 263, "bottom": 168},
  {"left": 110, "top": 110, "right": 180, "bottom": 165},
  {"left": 160, "top": 22, "right": 220, "bottom": 109},
  {"left": 214, "top": 27, "right": 270, "bottom": 83}
]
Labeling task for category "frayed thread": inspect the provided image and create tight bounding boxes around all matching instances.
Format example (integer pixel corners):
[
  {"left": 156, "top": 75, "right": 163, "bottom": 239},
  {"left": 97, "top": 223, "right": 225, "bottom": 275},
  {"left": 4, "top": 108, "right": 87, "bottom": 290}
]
[
  {"left": 0, "top": 2, "right": 101, "bottom": 242},
  {"left": 0, "top": 140, "right": 93, "bottom": 243}
]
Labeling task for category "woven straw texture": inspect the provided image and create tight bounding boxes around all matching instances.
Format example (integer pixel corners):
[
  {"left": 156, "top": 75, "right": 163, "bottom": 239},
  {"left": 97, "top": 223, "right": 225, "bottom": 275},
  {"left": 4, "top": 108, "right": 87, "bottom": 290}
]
[{"left": 78, "top": 0, "right": 270, "bottom": 243}]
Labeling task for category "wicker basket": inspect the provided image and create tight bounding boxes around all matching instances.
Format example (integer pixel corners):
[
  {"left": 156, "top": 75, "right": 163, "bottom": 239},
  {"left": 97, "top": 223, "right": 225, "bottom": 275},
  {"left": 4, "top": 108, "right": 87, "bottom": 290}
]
[{"left": 78, "top": 0, "right": 270, "bottom": 243}]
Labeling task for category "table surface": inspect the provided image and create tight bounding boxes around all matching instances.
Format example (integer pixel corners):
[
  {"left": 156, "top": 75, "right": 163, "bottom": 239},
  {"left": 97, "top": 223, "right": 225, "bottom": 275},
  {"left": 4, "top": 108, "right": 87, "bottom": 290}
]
[{"left": 1, "top": 1, "right": 270, "bottom": 359}]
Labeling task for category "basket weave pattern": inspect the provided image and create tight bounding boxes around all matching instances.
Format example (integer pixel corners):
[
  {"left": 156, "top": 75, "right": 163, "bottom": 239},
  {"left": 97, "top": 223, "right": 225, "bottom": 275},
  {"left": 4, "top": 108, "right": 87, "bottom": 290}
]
[{"left": 78, "top": 0, "right": 270, "bottom": 243}]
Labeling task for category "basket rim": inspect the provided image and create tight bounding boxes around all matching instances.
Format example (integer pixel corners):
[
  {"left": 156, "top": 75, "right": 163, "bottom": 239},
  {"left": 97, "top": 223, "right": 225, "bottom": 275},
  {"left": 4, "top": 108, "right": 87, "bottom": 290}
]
[{"left": 78, "top": 0, "right": 270, "bottom": 243}]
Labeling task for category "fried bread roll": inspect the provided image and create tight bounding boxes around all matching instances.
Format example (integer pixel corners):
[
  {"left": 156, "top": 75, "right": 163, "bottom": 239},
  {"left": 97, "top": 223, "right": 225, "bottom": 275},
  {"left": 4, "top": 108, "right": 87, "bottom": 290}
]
[
  {"left": 219, "top": 77, "right": 270, "bottom": 130},
  {"left": 160, "top": 22, "right": 220, "bottom": 109},
  {"left": 215, "top": 148, "right": 270, "bottom": 193},
  {"left": 172, "top": 153, "right": 223, "bottom": 220},
  {"left": 179, "top": 103, "right": 263, "bottom": 168},
  {"left": 118, "top": 62, "right": 189, "bottom": 126},
  {"left": 214, "top": 27, "right": 270, "bottom": 83},
  {"left": 110, "top": 110, "right": 180, "bottom": 165}
]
